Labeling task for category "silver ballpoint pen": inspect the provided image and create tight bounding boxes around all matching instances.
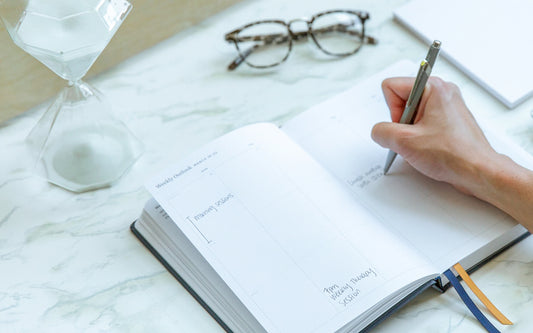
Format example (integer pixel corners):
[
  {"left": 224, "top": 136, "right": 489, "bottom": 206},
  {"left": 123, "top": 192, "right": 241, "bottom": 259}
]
[{"left": 383, "top": 40, "right": 441, "bottom": 174}]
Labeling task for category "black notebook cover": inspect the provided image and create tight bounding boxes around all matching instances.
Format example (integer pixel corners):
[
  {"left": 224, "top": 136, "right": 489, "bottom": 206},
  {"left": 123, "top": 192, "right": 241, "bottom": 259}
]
[
  {"left": 130, "top": 220, "right": 233, "bottom": 332},
  {"left": 433, "top": 231, "right": 530, "bottom": 292}
]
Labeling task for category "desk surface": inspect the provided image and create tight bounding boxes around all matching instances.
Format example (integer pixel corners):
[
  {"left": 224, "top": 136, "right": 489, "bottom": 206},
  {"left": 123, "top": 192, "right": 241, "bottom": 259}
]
[{"left": 2, "top": 0, "right": 533, "bottom": 332}]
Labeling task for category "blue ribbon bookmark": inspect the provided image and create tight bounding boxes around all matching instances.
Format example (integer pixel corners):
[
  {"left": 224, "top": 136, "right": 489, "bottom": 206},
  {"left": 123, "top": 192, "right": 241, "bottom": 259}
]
[{"left": 443, "top": 269, "right": 500, "bottom": 333}]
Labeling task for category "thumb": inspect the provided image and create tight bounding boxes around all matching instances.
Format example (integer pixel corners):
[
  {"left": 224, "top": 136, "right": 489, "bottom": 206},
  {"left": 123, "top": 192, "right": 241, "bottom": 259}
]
[{"left": 371, "top": 122, "right": 413, "bottom": 154}]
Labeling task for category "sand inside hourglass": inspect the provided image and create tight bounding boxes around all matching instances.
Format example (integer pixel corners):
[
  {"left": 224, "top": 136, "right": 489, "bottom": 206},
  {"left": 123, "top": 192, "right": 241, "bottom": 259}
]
[{"left": 43, "top": 125, "right": 139, "bottom": 191}]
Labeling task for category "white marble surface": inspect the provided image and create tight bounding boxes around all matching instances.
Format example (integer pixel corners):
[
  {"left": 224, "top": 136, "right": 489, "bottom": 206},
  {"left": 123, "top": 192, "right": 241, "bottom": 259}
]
[{"left": 1, "top": 0, "right": 533, "bottom": 332}]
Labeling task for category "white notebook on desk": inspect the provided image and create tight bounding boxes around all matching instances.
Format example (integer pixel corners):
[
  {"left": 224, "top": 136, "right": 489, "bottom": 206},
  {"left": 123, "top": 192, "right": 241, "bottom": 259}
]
[{"left": 394, "top": 0, "right": 533, "bottom": 108}]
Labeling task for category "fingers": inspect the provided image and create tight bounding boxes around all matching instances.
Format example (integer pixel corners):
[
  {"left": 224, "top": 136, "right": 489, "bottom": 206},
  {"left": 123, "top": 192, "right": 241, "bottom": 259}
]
[
  {"left": 381, "top": 77, "right": 415, "bottom": 122},
  {"left": 381, "top": 76, "right": 449, "bottom": 123},
  {"left": 371, "top": 121, "right": 414, "bottom": 155}
]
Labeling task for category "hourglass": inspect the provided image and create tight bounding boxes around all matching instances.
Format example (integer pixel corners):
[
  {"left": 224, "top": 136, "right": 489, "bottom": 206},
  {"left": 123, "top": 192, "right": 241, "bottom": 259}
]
[{"left": 0, "top": 0, "right": 143, "bottom": 192}]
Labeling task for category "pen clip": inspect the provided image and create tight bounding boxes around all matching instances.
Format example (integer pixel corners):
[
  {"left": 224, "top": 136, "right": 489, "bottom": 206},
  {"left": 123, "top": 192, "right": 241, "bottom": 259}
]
[{"left": 405, "top": 60, "right": 430, "bottom": 110}]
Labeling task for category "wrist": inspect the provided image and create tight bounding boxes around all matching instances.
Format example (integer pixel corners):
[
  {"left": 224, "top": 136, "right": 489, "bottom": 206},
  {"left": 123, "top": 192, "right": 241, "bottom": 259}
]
[
  {"left": 471, "top": 152, "right": 533, "bottom": 225},
  {"left": 470, "top": 152, "right": 514, "bottom": 202}
]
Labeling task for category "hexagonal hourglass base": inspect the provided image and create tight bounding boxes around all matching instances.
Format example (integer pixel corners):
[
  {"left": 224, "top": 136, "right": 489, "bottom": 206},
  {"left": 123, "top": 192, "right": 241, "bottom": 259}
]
[{"left": 26, "top": 81, "right": 143, "bottom": 192}]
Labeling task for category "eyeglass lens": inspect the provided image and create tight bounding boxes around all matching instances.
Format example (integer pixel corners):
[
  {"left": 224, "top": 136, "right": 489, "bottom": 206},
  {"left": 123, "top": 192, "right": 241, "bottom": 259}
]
[
  {"left": 235, "top": 22, "right": 290, "bottom": 68},
  {"left": 311, "top": 12, "right": 364, "bottom": 55},
  {"left": 233, "top": 11, "right": 365, "bottom": 68}
]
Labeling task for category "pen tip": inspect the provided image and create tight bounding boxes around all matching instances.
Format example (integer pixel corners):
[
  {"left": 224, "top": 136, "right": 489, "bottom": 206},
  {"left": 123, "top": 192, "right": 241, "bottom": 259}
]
[{"left": 383, "top": 151, "right": 397, "bottom": 175}]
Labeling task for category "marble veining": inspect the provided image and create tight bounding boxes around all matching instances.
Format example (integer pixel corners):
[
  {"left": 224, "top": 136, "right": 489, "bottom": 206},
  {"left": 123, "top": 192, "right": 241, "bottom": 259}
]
[{"left": 1, "top": 0, "right": 533, "bottom": 332}]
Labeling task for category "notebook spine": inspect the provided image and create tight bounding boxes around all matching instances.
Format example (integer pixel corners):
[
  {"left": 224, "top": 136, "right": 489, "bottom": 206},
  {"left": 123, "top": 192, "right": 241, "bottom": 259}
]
[{"left": 130, "top": 220, "right": 234, "bottom": 333}]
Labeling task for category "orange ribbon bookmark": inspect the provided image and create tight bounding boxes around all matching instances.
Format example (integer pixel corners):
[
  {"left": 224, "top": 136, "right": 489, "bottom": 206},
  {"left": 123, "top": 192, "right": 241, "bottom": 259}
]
[{"left": 453, "top": 263, "right": 513, "bottom": 325}]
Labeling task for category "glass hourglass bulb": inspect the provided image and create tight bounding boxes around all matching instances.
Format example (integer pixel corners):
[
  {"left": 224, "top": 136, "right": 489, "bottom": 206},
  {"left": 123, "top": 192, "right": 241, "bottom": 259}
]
[{"left": 1, "top": 0, "right": 143, "bottom": 192}]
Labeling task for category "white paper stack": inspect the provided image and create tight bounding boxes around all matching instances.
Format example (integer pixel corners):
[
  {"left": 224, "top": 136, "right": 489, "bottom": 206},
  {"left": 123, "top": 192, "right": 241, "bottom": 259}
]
[{"left": 394, "top": 0, "right": 533, "bottom": 108}]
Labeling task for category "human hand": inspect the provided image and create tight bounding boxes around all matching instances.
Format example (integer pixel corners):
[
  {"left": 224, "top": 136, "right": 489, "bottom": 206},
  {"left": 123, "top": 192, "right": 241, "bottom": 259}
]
[{"left": 371, "top": 77, "right": 497, "bottom": 195}]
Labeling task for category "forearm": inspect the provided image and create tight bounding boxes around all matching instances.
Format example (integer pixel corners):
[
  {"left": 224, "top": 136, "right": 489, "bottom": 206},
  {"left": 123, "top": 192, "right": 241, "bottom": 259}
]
[{"left": 470, "top": 153, "right": 533, "bottom": 231}]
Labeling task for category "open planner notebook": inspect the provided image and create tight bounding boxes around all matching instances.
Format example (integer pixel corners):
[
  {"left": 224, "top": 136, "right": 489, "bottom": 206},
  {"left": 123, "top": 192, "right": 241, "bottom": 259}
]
[{"left": 131, "top": 60, "right": 533, "bottom": 333}]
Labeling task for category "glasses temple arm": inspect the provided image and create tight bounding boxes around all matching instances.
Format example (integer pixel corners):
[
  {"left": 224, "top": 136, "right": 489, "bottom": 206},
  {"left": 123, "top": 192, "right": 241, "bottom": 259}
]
[
  {"left": 310, "top": 24, "right": 378, "bottom": 44},
  {"left": 227, "top": 32, "right": 290, "bottom": 44},
  {"left": 226, "top": 34, "right": 291, "bottom": 71},
  {"left": 227, "top": 24, "right": 377, "bottom": 45},
  {"left": 227, "top": 45, "right": 256, "bottom": 70}
]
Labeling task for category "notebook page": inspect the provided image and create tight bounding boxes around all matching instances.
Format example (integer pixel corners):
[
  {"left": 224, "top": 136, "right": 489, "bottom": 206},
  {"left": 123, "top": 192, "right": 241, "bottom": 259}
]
[
  {"left": 394, "top": 0, "right": 533, "bottom": 108},
  {"left": 283, "top": 60, "right": 533, "bottom": 272},
  {"left": 147, "top": 123, "right": 436, "bottom": 333}
]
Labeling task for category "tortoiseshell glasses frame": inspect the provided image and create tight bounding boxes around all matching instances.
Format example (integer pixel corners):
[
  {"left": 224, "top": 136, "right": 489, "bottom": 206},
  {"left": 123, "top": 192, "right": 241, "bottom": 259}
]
[{"left": 224, "top": 9, "right": 377, "bottom": 70}]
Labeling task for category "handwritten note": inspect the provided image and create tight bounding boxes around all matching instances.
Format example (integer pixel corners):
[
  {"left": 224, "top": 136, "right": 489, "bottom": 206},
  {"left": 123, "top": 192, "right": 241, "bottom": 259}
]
[
  {"left": 185, "top": 193, "right": 235, "bottom": 243},
  {"left": 323, "top": 268, "right": 379, "bottom": 307},
  {"left": 189, "top": 193, "right": 235, "bottom": 222},
  {"left": 347, "top": 165, "right": 384, "bottom": 189}
]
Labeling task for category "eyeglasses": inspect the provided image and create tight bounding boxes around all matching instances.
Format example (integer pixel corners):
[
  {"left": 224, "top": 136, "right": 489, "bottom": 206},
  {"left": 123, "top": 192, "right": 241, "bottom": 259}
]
[{"left": 224, "top": 10, "right": 377, "bottom": 70}]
